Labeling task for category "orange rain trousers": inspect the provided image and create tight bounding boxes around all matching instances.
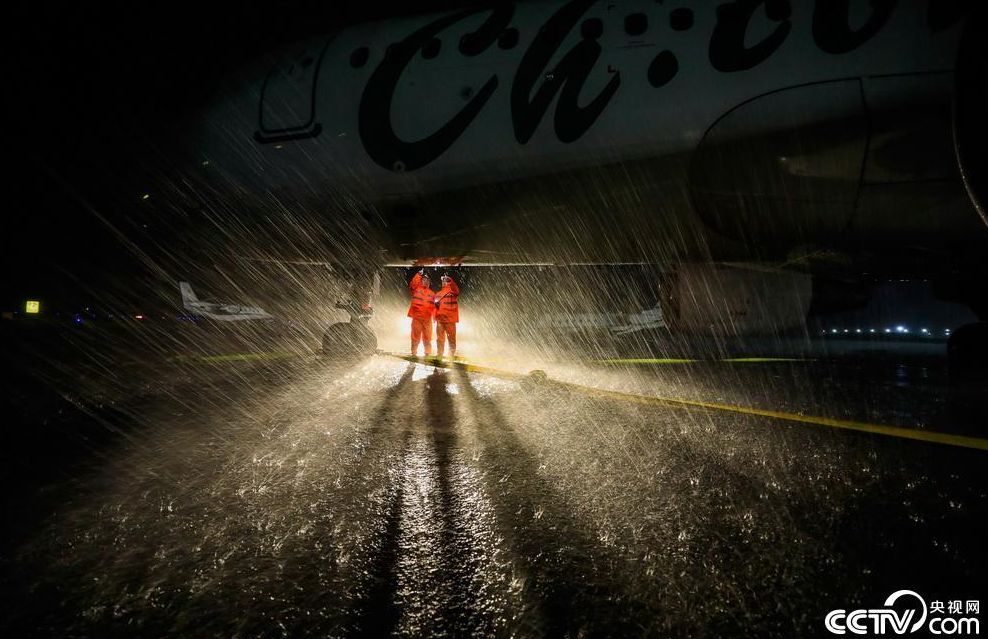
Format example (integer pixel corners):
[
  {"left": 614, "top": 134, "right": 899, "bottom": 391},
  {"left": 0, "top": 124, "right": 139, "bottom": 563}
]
[
  {"left": 410, "top": 318, "right": 433, "bottom": 356},
  {"left": 436, "top": 321, "right": 456, "bottom": 356}
]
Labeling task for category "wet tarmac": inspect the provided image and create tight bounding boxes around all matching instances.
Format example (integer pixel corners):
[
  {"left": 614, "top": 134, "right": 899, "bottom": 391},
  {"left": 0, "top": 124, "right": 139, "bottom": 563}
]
[{"left": 1, "top": 329, "right": 987, "bottom": 637}]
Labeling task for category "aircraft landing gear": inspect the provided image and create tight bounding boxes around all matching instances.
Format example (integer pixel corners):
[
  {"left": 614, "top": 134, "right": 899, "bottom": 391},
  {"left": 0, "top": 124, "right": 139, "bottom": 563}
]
[
  {"left": 322, "top": 278, "right": 378, "bottom": 360},
  {"left": 947, "top": 322, "right": 988, "bottom": 381}
]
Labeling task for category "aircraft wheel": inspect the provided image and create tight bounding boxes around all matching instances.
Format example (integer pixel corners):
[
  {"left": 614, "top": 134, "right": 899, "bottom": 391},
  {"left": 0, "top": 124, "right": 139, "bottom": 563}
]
[
  {"left": 321, "top": 322, "right": 377, "bottom": 360},
  {"left": 947, "top": 322, "right": 988, "bottom": 381}
]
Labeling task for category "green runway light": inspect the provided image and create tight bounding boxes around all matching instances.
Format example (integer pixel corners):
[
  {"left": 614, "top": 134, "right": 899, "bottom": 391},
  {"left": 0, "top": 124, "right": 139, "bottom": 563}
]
[
  {"left": 723, "top": 357, "right": 809, "bottom": 363},
  {"left": 594, "top": 357, "right": 811, "bottom": 365},
  {"left": 24, "top": 300, "right": 40, "bottom": 314}
]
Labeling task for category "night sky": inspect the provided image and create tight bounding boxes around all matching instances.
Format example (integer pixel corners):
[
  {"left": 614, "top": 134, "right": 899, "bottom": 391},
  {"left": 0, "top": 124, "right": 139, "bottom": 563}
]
[{"left": 6, "top": 1, "right": 464, "bottom": 311}]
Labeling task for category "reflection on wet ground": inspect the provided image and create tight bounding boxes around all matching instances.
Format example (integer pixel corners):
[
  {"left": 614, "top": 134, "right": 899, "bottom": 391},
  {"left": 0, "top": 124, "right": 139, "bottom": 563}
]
[{"left": 2, "top": 353, "right": 987, "bottom": 637}]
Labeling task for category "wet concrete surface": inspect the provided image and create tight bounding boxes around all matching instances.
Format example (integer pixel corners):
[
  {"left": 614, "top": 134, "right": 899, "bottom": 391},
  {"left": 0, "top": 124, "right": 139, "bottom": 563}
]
[{"left": 1, "top": 327, "right": 987, "bottom": 637}]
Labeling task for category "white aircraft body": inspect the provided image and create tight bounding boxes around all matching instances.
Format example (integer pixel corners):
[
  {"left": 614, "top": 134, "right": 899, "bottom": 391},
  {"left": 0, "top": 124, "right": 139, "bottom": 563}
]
[
  {"left": 181, "top": 0, "right": 987, "bottom": 365},
  {"left": 180, "top": 282, "right": 274, "bottom": 322}
]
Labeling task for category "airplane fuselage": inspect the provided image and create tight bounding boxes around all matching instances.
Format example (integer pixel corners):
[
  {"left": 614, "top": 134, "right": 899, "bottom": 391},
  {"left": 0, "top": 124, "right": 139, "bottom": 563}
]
[{"left": 195, "top": 0, "right": 984, "bottom": 270}]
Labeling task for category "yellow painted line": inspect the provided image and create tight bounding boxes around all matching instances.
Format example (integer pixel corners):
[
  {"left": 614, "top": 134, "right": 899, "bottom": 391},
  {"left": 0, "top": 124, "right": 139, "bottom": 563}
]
[
  {"left": 386, "top": 354, "right": 988, "bottom": 452},
  {"left": 596, "top": 358, "right": 699, "bottom": 365},
  {"left": 594, "top": 357, "right": 810, "bottom": 365},
  {"left": 555, "top": 385, "right": 988, "bottom": 452},
  {"left": 722, "top": 357, "right": 810, "bottom": 363}
]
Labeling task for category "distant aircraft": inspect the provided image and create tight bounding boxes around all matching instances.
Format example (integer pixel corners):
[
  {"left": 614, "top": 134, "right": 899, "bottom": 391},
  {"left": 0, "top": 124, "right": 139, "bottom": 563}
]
[
  {"left": 186, "top": 0, "right": 986, "bottom": 371},
  {"left": 179, "top": 282, "right": 274, "bottom": 322}
]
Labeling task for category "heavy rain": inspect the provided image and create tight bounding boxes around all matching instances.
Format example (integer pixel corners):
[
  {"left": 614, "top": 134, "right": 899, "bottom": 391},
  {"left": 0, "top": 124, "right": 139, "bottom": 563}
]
[{"left": 4, "top": 1, "right": 988, "bottom": 638}]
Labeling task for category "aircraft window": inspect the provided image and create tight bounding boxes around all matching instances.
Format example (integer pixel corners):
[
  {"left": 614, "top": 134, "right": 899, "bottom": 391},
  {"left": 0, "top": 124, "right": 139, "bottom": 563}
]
[
  {"left": 498, "top": 27, "right": 519, "bottom": 50},
  {"left": 624, "top": 13, "right": 648, "bottom": 36},
  {"left": 581, "top": 18, "right": 603, "bottom": 39},
  {"left": 422, "top": 37, "right": 441, "bottom": 59},
  {"left": 349, "top": 46, "right": 370, "bottom": 68},
  {"left": 669, "top": 7, "right": 694, "bottom": 31}
]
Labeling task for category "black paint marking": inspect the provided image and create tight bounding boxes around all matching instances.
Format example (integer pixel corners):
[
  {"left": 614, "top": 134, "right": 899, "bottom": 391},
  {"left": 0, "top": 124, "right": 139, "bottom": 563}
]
[
  {"left": 581, "top": 17, "right": 603, "bottom": 39},
  {"left": 422, "top": 37, "right": 441, "bottom": 59},
  {"left": 350, "top": 46, "right": 369, "bottom": 69},
  {"left": 344, "top": 0, "right": 904, "bottom": 170},
  {"left": 648, "top": 50, "right": 679, "bottom": 87},
  {"left": 498, "top": 27, "right": 520, "bottom": 49},
  {"left": 459, "top": 5, "right": 515, "bottom": 56},
  {"left": 670, "top": 7, "right": 694, "bottom": 31},
  {"left": 709, "top": 0, "right": 792, "bottom": 72},
  {"left": 624, "top": 13, "right": 648, "bottom": 36},
  {"left": 765, "top": 0, "right": 793, "bottom": 21},
  {"left": 359, "top": 7, "right": 513, "bottom": 172},
  {"left": 812, "top": 0, "right": 897, "bottom": 54},
  {"left": 512, "top": 0, "right": 620, "bottom": 144}
]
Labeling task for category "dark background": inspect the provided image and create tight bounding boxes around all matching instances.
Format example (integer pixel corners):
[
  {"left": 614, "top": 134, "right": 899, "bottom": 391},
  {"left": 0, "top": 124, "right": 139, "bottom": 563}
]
[{"left": 5, "top": 1, "right": 468, "bottom": 312}]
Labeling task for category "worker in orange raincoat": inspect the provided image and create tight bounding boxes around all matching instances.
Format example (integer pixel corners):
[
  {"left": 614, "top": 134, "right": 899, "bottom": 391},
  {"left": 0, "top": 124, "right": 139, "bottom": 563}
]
[
  {"left": 434, "top": 273, "right": 460, "bottom": 360},
  {"left": 407, "top": 270, "right": 435, "bottom": 356}
]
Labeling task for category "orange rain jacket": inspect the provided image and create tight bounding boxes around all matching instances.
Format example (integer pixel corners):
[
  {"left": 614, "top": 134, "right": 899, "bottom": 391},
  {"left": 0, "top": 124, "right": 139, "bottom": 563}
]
[
  {"left": 435, "top": 277, "right": 460, "bottom": 323},
  {"left": 407, "top": 272, "right": 435, "bottom": 321}
]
